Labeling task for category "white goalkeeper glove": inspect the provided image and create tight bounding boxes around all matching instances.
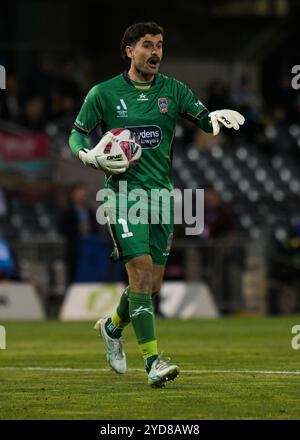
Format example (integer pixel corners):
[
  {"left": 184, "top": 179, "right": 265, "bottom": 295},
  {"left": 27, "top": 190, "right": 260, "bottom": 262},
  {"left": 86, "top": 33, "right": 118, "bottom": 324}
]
[
  {"left": 78, "top": 132, "right": 129, "bottom": 175},
  {"left": 208, "top": 109, "right": 245, "bottom": 136}
]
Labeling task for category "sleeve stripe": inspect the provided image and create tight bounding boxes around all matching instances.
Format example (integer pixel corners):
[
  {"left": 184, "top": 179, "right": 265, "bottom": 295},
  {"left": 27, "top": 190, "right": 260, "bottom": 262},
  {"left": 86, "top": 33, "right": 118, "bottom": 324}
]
[
  {"left": 195, "top": 108, "right": 209, "bottom": 119},
  {"left": 73, "top": 123, "right": 89, "bottom": 135},
  {"left": 179, "top": 108, "right": 209, "bottom": 124}
]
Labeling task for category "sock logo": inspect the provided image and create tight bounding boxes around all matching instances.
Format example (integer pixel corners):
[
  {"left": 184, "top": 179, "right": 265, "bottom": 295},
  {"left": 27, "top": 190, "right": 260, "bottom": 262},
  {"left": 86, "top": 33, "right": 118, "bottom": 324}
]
[{"left": 130, "top": 306, "right": 153, "bottom": 318}]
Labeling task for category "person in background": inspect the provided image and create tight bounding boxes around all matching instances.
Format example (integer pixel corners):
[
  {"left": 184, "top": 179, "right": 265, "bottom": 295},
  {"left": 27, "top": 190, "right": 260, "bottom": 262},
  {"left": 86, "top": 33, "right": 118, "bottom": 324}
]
[
  {"left": 0, "top": 239, "right": 15, "bottom": 281},
  {"left": 203, "top": 188, "right": 235, "bottom": 239},
  {"left": 20, "top": 97, "right": 45, "bottom": 131},
  {"left": 59, "top": 182, "right": 99, "bottom": 284},
  {"left": 0, "top": 73, "right": 21, "bottom": 123}
]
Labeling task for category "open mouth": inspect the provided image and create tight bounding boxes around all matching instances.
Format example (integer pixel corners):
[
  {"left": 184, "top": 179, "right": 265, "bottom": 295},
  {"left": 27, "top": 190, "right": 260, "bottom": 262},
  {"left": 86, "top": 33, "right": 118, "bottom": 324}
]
[{"left": 147, "top": 57, "right": 160, "bottom": 68}]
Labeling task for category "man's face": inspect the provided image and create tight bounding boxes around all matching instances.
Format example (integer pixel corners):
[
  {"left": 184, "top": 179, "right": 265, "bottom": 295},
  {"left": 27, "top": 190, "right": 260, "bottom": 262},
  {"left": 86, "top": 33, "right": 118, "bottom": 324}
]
[
  {"left": 72, "top": 187, "right": 88, "bottom": 205},
  {"left": 127, "top": 33, "right": 163, "bottom": 75}
]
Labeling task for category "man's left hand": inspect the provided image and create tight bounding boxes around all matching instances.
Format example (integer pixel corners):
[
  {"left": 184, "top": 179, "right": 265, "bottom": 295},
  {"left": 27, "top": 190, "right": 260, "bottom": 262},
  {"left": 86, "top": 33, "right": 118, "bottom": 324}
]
[{"left": 209, "top": 109, "right": 245, "bottom": 136}]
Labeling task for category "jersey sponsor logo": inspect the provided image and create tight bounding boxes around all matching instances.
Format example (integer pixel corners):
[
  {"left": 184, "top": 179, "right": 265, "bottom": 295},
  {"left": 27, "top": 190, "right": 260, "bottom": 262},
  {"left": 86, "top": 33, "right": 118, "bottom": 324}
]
[
  {"left": 116, "top": 99, "right": 128, "bottom": 117},
  {"left": 158, "top": 97, "right": 168, "bottom": 113},
  {"left": 137, "top": 93, "right": 149, "bottom": 102},
  {"left": 126, "top": 125, "right": 162, "bottom": 149}
]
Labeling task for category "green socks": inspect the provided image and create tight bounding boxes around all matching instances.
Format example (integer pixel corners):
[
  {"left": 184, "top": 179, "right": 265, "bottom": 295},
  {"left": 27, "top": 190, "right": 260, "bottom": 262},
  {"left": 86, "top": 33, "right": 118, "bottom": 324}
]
[
  {"left": 128, "top": 289, "right": 158, "bottom": 367},
  {"left": 105, "top": 287, "right": 130, "bottom": 338},
  {"left": 105, "top": 287, "right": 159, "bottom": 371},
  {"left": 116, "top": 286, "right": 130, "bottom": 324}
]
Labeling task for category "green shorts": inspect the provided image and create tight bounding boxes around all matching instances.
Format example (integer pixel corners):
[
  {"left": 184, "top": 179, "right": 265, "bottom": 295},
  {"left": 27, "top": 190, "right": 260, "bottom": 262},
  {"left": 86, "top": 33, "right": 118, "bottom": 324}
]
[{"left": 104, "top": 189, "right": 174, "bottom": 265}]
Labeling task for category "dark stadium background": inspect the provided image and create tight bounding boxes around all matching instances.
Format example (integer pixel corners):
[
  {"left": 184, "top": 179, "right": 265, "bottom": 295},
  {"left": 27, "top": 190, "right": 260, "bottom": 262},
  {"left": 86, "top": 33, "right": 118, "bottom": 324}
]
[{"left": 0, "top": 0, "right": 300, "bottom": 317}]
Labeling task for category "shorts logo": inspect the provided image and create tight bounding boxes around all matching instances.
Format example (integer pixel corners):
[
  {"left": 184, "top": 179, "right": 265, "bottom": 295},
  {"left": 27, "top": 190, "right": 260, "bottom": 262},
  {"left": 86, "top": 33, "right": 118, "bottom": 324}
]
[
  {"left": 166, "top": 232, "right": 173, "bottom": 252},
  {"left": 158, "top": 98, "right": 168, "bottom": 113}
]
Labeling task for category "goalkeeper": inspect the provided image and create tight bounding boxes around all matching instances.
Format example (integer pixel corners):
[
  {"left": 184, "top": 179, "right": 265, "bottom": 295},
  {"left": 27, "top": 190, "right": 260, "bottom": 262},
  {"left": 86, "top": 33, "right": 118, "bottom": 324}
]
[{"left": 69, "top": 22, "right": 244, "bottom": 388}]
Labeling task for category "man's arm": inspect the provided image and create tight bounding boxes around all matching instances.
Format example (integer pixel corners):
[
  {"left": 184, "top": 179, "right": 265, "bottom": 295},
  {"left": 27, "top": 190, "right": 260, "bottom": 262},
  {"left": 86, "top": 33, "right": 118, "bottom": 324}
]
[
  {"left": 69, "top": 85, "right": 102, "bottom": 157},
  {"left": 177, "top": 81, "right": 244, "bottom": 135},
  {"left": 180, "top": 106, "right": 213, "bottom": 133},
  {"left": 69, "top": 127, "right": 91, "bottom": 157},
  {"left": 69, "top": 86, "right": 128, "bottom": 174}
]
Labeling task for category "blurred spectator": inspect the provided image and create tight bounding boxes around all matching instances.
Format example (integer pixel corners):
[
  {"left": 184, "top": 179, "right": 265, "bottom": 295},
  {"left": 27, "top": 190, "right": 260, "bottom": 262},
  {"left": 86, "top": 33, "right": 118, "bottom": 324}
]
[
  {"left": 0, "top": 188, "right": 8, "bottom": 217},
  {"left": 59, "top": 182, "right": 99, "bottom": 283},
  {"left": 206, "top": 80, "right": 230, "bottom": 110},
  {"left": 203, "top": 188, "right": 235, "bottom": 239},
  {"left": 231, "top": 75, "right": 263, "bottom": 113},
  {"left": 59, "top": 60, "right": 82, "bottom": 106},
  {"left": 20, "top": 97, "right": 45, "bottom": 131},
  {"left": 0, "top": 73, "right": 21, "bottom": 123},
  {"left": 0, "top": 239, "right": 14, "bottom": 280},
  {"left": 273, "top": 75, "right": 296, "bottom": 122},
  {"left": 193, "top": 127, "right": 225, "bottom": 150},
  {"left": 202, "top": 189, "right": 239, "bottom": 314},
  {"left": 277, "top": 223, "right": 300, "bottom": 268},
  {"left": 269, "top": 222, "right": 300, "bottom": 313},
  {"left": 264, "top": 106, "right": 295, "bottom": 153}
]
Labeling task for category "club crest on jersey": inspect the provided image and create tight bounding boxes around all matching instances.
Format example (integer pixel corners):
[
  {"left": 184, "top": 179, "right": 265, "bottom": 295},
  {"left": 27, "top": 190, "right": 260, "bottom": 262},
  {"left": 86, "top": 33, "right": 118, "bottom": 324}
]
[{"left": 158, "top": 98, "right": 168, "bottom": 113}]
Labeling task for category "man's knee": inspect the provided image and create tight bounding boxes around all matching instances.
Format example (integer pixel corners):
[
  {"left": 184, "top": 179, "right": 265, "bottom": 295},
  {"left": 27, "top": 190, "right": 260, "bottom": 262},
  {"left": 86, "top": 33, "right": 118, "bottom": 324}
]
[
  {"left": 152, "top": 265, "right": 165, "bottom": 295},
  {"left": 126, "top": 255, "right": 153, "bottom": 292},
  {"left": 152, "top": 282, "right": 162, "bottom": 296}
]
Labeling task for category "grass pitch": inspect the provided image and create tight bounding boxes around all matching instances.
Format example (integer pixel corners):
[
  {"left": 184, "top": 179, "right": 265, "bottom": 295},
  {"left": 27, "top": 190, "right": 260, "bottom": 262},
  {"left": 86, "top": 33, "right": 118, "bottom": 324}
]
[{"left": 0, "top": 317, "right": 300, "bottom": 419}]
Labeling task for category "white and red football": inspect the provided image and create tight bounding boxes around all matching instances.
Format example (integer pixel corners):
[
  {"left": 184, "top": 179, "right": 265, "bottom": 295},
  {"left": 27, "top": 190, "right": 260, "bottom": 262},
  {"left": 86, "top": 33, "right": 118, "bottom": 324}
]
[{"left": 103, "top": 128, "right": 142, "bottom": 166}]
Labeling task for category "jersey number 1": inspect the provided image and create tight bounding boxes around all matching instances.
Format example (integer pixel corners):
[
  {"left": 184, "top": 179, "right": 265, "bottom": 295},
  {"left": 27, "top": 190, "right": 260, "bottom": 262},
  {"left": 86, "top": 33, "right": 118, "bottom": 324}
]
[{"left": 119, "top": 218, "right": 133, "bottom": 238}]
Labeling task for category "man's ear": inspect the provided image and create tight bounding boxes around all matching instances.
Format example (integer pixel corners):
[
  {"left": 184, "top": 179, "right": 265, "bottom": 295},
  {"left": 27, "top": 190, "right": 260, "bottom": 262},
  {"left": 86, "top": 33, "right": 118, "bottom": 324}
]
[{"left": 125, "top": 46, "right": 133, "bottom": 60}]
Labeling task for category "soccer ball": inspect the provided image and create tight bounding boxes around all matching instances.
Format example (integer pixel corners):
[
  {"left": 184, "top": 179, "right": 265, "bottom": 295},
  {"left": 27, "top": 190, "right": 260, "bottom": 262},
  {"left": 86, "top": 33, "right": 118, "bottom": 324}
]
[{"left": 103, "top": 128, "right": 142, "bottom": 166}]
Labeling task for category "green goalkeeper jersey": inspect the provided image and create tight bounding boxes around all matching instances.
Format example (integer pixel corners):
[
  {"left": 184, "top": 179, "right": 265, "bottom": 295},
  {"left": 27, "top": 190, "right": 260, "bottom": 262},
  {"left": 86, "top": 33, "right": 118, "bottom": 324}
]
[{"left": 69, "top": 72, "right": 212, "bottom": 191}]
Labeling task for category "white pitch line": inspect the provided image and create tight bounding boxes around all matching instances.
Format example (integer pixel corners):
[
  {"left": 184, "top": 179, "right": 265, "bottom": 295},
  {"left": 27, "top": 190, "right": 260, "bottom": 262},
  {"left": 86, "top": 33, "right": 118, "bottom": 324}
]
[{"left": 0, "top": 367, "right": 300, "bottom": 375}]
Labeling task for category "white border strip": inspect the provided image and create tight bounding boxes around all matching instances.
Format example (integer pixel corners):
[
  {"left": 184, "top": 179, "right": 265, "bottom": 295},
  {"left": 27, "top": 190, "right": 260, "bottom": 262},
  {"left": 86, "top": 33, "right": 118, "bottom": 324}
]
[{"left": 0, "top": 367, "right": 300, "bottom": 375}]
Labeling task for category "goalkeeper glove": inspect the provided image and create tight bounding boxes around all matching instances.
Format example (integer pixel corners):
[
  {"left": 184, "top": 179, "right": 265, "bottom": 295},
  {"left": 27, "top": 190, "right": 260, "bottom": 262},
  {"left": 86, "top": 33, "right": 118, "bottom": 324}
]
[
  {"left": 78, "top": 132, "right": 129, "bottom": 175},
  {"left": 209, "top": 109, "right": 245, "bottom": 136}
]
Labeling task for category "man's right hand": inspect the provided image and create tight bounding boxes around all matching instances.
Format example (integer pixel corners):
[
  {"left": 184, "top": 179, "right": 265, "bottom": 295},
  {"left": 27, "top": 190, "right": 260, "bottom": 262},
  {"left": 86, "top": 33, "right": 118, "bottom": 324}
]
[{"left": 78, "top": 132, "right": 129, "bottom": 175}]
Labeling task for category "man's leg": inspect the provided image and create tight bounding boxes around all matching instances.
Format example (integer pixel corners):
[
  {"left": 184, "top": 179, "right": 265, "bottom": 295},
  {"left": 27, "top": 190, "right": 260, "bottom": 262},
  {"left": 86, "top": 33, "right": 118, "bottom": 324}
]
[
  {"left": 125, "top": 255, "right": 159, "bottom": 372},
  {"left": 126, "top": 256, "right": 179, "bottom": 387},
  {"left": 105, "top": 264, "right": 165, "bottom": 341},
  {"left": 101, "top": 202, "right": 150, "bottom": 340},
  {"left": 104, "top": 286, "right": 130, "bottom": 338},
  {"left": 152, "top": 265, "right": 165, "bottom": 316}
]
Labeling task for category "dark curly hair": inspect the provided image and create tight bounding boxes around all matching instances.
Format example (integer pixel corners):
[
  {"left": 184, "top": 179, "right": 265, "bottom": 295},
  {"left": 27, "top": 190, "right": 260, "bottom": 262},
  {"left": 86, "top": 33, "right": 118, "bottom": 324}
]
[{"left": 120, "top": 22, "right": 164, "bottom": 63}]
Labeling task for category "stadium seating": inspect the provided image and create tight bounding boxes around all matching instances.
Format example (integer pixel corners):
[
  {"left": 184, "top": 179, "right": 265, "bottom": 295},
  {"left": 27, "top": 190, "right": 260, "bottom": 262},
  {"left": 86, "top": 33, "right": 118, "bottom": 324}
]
[{"left": 173, "top": 141, "right": 300, "bottom": 243}]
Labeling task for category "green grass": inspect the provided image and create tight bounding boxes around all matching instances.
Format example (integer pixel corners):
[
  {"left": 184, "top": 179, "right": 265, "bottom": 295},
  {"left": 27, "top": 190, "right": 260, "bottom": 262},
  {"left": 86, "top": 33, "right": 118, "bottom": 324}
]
[{"left": 1, "top": 317, "right": 300, "bottom": 419}]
